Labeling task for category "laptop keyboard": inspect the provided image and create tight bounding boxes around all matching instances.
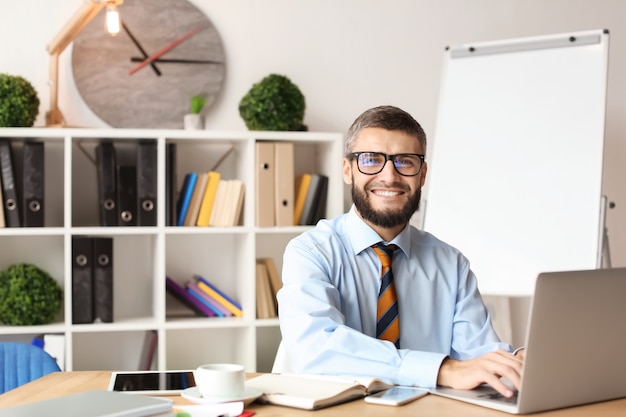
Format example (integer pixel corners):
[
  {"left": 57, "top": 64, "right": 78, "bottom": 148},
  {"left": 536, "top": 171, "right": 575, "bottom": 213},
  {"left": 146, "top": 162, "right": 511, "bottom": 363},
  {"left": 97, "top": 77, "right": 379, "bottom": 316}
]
[{"left": 479, "top": 391, "right": 519, "bottom": 404}]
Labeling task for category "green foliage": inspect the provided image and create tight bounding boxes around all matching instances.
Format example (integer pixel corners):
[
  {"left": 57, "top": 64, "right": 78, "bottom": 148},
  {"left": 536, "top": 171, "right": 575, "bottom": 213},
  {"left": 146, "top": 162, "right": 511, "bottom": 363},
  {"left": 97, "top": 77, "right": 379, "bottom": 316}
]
[
  {"left": 0, "top": 263, "right": 63, "bottom": 326},
  {"left": 238, "top": 74, "right": 305, "bottom": 131},
  {"left": 190, "top": 95, "right": 206, "bottom": 114},
  {"left": 0, "top": 73, "right": 40, "bottom": 127}
]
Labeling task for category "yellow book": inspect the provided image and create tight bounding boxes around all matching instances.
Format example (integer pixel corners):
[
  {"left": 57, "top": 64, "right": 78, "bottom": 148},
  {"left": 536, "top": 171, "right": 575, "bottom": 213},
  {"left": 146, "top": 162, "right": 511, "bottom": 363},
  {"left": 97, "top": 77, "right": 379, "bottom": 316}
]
[
  {"left": 197, "top": 278, "right": 243, "bottom": 317},
  {"left": 208, "top": 179, "right": 228, "bottom": 227},
  {"left": 293, "top": 174, "right": 311, "bottom": 225},
  {"left": 196, "top": 171, "right": 221, "bottom": 226}
]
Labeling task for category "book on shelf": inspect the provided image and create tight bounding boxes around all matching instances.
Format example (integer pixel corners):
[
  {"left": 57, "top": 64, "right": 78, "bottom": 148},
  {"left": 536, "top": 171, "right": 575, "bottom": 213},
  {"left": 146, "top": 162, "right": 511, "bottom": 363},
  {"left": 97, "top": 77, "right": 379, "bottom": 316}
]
[
  {"left": 257, "top": 257, "right": 281, "bottom": 316},
  {"left": 176, "top": 172, "right": 198, "bottom": 226},
  {"left": 196, "top": 171, "right": 221, "bottom": 226},
  {"left": 138, "top": 330, "right": 158, "bottom": 371},
  {"left": 222, "top": 179, "right": 245, "bottom": 227},
  {"left": 183, "top": 172, "right": 208, "bottom": 226},
  {"left": 293, "top": 174, "right": 311, "bottom": 225},
  {"left": 195, "top": 275, "right": 243, "bottom": 317},
  {"left": 186, "top": 280, "right": 230, "bottom": 317},
  {"left": 246, "top": 373, "right": 394, "bottom": 410},
  {"left": 208, "top": 179, "right": 228, "bottom": 227},
  {"left": 255, "top": 261, "right": 276, "bottom": 319}
]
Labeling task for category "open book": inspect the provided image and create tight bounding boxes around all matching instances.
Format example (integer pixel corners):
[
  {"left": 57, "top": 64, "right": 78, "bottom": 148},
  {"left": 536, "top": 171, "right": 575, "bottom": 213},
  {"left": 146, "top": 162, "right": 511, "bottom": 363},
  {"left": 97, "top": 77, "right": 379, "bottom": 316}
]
[{"left": 245, "top": 373, "right": 394, "bottom": 410}]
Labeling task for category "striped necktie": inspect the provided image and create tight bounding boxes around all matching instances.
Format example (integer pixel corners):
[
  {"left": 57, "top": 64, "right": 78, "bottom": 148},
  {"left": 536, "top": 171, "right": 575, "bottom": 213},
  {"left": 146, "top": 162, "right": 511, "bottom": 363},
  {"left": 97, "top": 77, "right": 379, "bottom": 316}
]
[{"left": 372, "top": 243, "right": 400, "bottom": 348}]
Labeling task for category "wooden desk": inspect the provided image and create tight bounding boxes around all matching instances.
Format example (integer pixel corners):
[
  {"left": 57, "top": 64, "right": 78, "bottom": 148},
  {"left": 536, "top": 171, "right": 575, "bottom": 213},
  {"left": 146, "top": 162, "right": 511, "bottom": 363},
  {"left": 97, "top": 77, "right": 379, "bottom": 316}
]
[{"left": 0, "top": 371, "right": 624, "bottom": 416}]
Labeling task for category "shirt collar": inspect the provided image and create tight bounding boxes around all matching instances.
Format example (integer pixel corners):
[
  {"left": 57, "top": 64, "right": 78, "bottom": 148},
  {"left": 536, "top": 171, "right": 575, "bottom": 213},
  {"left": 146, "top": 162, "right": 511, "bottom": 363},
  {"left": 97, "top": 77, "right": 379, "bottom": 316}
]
[{"left": 346, "top": 205, "right": 411, "bottom": 257}]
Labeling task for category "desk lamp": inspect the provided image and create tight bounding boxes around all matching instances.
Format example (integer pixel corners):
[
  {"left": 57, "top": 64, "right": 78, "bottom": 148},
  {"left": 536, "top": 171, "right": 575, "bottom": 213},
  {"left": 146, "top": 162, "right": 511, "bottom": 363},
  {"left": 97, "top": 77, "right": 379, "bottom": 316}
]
[{"left": 46, "top": 0, "right": 123, "bottom": 127}]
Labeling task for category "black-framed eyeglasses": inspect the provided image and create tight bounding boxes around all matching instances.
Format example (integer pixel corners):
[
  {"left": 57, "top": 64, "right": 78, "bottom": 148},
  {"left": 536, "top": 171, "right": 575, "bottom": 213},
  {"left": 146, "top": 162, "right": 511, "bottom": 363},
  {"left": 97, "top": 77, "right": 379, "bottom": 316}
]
[{"left": 347, "top": 152, "right": 425, "bottom": 176}]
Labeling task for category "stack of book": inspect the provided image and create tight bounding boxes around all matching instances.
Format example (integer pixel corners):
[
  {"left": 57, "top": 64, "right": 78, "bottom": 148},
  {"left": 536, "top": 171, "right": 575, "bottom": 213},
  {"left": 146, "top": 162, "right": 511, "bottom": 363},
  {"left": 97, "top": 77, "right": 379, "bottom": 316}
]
[
  {"left": 165, "top": 275, "right": 243, "bottom": 318},
  {"left": 175, "top": 171, "right": 245, "bottom": 227},
  {"left": 0, "top": 139, "right": 45, "bottom": 227}
]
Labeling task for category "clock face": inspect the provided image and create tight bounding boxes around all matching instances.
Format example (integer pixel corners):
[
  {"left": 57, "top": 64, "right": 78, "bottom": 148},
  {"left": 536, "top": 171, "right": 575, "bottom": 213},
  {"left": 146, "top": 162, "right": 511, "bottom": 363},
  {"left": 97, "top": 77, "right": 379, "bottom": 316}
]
[{"left": 71, "top": 0, "right": 226, "bottom": 128}]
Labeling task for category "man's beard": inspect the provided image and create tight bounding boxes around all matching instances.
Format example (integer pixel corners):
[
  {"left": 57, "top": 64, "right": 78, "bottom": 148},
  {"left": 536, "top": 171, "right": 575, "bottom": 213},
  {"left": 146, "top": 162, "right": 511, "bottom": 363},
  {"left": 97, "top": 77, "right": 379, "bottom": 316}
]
[{"left": 351, "top": 181, "right": 421, "bottom": 229}]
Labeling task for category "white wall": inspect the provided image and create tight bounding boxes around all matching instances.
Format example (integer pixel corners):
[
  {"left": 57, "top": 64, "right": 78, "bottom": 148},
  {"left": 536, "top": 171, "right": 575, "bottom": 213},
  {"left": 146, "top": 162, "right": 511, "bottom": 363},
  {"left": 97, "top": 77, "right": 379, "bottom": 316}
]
[{"left": 2, "top": 0, "right": 625, "bottom": 269}]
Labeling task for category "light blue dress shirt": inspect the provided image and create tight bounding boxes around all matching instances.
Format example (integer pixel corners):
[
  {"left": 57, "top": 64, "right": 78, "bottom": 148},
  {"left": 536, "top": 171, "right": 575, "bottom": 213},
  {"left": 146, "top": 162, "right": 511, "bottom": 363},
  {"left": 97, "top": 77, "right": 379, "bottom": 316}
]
[{"left": 278, "top": 206, "right": 511, "bottom": 388}]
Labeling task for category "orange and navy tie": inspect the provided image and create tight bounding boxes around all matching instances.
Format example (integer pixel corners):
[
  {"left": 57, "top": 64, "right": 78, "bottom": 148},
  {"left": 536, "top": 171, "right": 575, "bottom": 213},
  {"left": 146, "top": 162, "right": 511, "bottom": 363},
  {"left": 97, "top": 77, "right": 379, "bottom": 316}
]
[{"left": 372, "top": 243, "right": 400, "bottom": 348}]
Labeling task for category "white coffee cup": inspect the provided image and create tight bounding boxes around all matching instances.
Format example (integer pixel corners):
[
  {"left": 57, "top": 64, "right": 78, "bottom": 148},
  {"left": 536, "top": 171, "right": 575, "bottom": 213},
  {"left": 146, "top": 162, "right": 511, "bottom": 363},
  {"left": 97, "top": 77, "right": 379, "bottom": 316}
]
[{"left": 195, "top": 363, "right": 245, "bottom": 398}]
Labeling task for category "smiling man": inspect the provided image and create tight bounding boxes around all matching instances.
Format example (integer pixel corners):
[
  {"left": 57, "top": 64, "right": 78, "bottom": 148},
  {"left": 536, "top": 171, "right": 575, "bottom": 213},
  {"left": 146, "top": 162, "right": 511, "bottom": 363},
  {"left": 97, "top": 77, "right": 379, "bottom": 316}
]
[{"left": 277, "top": 105, "right": 524, "bottom": 397}]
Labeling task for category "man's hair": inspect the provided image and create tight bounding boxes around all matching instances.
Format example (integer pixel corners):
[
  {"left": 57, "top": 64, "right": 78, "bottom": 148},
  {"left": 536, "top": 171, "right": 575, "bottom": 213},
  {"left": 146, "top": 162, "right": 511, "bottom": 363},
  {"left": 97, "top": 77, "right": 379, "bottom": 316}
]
[{"left": 345, "top": 105, "right": 427, "bottom": 155}]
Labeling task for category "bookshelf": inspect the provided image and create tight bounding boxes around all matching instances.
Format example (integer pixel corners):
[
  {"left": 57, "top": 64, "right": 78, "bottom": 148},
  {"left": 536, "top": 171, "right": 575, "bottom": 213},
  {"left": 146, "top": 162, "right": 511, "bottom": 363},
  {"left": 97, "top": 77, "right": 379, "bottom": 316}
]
[{"left": 0, "top": 127, "right": 343, "bottom": 372}]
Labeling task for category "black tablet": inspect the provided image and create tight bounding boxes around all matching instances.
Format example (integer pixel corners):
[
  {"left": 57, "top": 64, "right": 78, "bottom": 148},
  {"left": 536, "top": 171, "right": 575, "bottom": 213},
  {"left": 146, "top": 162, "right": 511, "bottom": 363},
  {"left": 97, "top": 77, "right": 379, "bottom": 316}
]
[{"left": 108, "top": 370, "right": 196, "bottom": 395}]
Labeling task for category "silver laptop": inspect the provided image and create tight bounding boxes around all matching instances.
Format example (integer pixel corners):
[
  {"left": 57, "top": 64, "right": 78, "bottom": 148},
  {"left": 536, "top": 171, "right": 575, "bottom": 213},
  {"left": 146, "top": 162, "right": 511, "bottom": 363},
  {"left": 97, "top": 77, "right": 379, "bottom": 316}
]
[
  {"left": 2, "top": 390, "right": 173, "bottom": 417},
  {"left": 431, "top": 267, "right": 626, "bottom": 414}
]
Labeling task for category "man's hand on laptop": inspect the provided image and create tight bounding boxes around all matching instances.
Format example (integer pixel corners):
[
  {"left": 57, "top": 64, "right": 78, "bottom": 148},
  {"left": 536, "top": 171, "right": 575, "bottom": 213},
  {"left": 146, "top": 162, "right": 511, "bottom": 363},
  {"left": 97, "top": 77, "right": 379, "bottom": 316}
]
[{"left": 436, "top": 350, "right": 524, "bottom": 398}]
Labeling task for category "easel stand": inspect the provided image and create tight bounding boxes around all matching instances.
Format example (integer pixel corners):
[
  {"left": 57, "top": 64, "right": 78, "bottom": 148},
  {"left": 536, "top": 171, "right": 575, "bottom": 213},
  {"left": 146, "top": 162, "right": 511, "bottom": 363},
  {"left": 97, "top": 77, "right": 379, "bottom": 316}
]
[{"left": 599, "top": 195, "right": 613, "bottom": 268}]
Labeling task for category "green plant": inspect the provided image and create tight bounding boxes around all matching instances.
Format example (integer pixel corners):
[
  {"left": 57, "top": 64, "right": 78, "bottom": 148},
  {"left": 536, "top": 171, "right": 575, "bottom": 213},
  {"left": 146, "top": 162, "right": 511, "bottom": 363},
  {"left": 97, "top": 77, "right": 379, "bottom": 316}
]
[
  {"left": 0, "top": 263, "right": 63, "bottom": 326},
  {"left": 190, "top": 95, "right": 206, "bottom": 114},
  {"left": 0, "top": 73, "right": 40, "bottom": 127},
  {"left": 238, "top": 74, "right": 305, "bottom": 131}
]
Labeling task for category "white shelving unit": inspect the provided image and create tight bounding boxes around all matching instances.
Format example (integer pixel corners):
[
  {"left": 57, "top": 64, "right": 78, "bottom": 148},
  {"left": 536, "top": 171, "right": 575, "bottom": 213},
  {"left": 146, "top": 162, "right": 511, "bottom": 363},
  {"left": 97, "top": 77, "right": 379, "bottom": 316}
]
[{"left": 0, "top": 127, "right": 343, "bottom": 372}]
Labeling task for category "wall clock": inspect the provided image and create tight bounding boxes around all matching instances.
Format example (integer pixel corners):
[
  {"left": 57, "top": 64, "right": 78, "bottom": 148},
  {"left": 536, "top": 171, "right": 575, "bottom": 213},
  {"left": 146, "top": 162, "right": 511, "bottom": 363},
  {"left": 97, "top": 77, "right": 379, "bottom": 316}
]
[{"left": 72, "top": 0, "right": 226, "bottom": 129}]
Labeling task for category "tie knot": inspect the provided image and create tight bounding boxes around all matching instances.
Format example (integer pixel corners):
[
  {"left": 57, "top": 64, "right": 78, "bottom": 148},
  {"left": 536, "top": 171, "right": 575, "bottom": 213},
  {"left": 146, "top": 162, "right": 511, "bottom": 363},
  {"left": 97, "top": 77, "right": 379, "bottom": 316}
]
[
  {"left": 372, "top": 243, "right": 398, "bottom": 268},
  {"left": 372, "top": 242, "right": 398, "bottom": 259}
]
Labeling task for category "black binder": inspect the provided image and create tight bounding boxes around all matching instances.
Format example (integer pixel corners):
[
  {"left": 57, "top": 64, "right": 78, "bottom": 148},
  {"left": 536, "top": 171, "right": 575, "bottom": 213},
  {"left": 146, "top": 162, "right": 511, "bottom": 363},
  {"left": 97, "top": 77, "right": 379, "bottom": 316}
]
[
  {"left": 166, "top": 143, "right": 177, "bottom": 226},
  {"left": 137, "top": 141, "right": 157, "bottom": 226},
  {"left": 0, "top": 140, "right": 20, "bottom": 227},
  {"left": 72, "top": 236, "right": 94, "bottom": 324},
  {"left": 96, "top": 141, "right": 117, "bottom": 226},
  {"left": 22, "top": 141, "right": 45, "bottom": 227},
  {"left": 93, "top": 237, "right": 114, "bottom": 323},
  {"left": 117, "top": 165, "right": 137, "bottom": 226}
]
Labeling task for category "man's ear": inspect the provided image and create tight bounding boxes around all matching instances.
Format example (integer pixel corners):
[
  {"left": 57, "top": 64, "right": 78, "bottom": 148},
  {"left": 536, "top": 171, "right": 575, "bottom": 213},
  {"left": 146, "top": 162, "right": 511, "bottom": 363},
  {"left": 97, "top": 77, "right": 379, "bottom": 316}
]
[{"left": 342, "top": 157, "right": 353, "bottom": 185}]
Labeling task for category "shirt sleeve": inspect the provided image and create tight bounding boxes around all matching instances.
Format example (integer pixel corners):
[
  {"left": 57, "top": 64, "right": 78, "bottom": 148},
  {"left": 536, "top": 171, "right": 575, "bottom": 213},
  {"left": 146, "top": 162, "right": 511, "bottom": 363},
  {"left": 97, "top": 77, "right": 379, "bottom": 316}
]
[{"left": 278, "top": 238, "right": 448, "bottom": 388}]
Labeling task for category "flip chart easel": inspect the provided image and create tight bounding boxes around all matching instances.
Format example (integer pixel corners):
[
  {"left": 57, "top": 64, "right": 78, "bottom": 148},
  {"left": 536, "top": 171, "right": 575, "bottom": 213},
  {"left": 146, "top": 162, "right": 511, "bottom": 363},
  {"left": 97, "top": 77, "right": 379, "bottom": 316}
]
[{"left": 423, "top": 29, "right": 610, "bottom": 295}]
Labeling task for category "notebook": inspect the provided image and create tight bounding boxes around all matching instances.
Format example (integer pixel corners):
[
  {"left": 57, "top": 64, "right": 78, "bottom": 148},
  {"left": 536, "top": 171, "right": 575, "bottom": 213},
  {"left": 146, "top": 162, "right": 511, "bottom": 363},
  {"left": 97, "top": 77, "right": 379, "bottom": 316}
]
[
  {"left": 2, "top": 389, "right": 173, "bottom": 417},
  {"left": 431, "top": 267, "right": 626, "bottom": 414}
]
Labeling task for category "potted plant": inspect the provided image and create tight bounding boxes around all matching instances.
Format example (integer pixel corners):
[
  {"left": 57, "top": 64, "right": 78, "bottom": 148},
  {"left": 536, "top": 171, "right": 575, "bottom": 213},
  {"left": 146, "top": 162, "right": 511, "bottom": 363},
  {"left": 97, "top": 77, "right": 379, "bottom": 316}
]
[
  {"left": 0, "top": 73, "right": 40, "bottom": 127},
  {"left": 238, "top": 74, "right": 306, "bottom": 131},
  {"left": 184, "top": 95, "right": 206, "bottom": 130},
  {"left": 0, "top": 263, "right": 63, "bottom": 326}
]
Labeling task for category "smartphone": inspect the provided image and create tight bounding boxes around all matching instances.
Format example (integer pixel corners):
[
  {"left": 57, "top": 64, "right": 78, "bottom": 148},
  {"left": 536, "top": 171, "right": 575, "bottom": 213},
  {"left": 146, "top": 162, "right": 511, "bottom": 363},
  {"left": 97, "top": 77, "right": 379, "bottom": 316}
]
[{"left": 364, "top": 387, "right": 429, "bottom": 406}]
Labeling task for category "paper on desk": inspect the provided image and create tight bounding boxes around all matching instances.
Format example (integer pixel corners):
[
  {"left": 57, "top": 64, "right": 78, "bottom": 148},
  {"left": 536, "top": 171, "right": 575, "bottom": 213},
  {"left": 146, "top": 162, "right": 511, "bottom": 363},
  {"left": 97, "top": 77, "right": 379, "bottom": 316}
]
[{"left": 174, "top": 401, "right": 244, "bottom": 417}]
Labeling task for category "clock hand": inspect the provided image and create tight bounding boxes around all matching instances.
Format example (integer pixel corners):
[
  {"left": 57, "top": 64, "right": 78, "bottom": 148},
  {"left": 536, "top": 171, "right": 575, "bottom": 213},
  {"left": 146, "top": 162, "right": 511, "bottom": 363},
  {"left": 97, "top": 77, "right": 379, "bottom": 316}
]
[
  {"left": 128, "top": 24, "right": 206, "bottom": 76},
  {"left": 122, "top": 21, "right": 161, "bottom": 76},
  {"left": 130, "top": 57, "right": 223, "bottom": 64}
]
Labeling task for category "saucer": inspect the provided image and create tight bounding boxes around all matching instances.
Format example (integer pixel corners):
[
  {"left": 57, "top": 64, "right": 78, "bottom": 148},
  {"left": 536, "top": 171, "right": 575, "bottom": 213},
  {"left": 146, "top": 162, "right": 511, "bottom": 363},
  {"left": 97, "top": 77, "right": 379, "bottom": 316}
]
[{"left": 181, "top": 386, "right": 263, "bottom": 406}]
